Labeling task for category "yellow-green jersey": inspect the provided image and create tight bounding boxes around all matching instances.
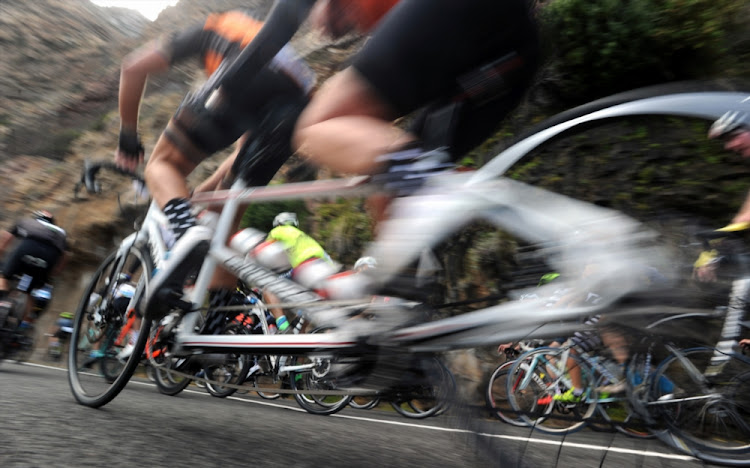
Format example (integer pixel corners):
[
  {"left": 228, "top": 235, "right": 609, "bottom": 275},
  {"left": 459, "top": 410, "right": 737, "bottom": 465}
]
[{"left": 266, "top": 225, "right": 327, "bottom": 268}]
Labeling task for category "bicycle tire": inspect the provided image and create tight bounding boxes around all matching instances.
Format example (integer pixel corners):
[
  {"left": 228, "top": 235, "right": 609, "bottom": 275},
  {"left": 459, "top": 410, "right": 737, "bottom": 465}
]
[
  {"left": 290, "top": 327, "right": 352, "bottom": 415},
  {"left": 68, "top": 246, "right": 153, "bottom": 408},
  {"left": 486, "top": 360, "right": 530, "bottom": 426},
  {"left": 650, "top": 347, "right": 750, "bottom": 465},
  {"left": 204, "top": 324, "right": 252, "bottom": 398},
  {"left": 349, "top": 395, "right": 380, "bottom": 410},
  {"left": 593, "top": 374, "right": 654, "bottom": 439},
  {"left": 506, "top": 347, "right": 598, "bottom": 435},
  {"left": 390, "top": 357, "right": 455, "bottom": 419},
  {"left": 147, "top": 321, "right": 194, "bottom": 396},
  {"left": 154, "top": 363, "right": 193, "bottom": 396}
]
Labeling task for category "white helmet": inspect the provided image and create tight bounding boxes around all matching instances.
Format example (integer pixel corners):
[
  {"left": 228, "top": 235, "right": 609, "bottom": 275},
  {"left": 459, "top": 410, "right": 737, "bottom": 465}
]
[
  {"left": 273, "top": 212, "right": 298, "bottom": 227},
  {"left": 354, "top": 256, "right": 377, "bottom": 271}
]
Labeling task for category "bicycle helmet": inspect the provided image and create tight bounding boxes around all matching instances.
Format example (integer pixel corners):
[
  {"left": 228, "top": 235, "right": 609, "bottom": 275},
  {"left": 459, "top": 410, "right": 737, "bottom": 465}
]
[
  {"left": 273, "top": 212, "right": 298, "bottom": 228},
  {"left": 354, "top": 256, "right": 377, "bottom": 271},
  {"left": 33, "top": 209, "right": 55, "bottom": 224}
]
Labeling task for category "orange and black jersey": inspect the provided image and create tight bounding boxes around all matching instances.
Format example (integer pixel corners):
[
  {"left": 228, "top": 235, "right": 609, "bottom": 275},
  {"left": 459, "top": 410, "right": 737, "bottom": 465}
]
[
  {"left": 159, "top": 10, "right": 265, "bottom": 76},
  {"left": 157, "top": 9, "right": 315, "bottom": 94}
]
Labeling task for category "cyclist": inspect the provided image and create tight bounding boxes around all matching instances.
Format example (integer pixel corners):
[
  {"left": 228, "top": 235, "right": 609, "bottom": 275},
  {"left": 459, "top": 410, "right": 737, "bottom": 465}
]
[
  {"left": 708, "top": 111, "right": 750, "bottom": 223},
  {"left": 293, "top": 0, "right": 539, "bottom": 217},
  {"left": 259, "top": 212, "right": 332, "bottom": 332},
  {"left": 0, "top": 210, "right": 67, "bottom": 328},
  {"left": 46, "top": 311, "right": 74, "bottom": 358},
  {"left": 186, "top": 0, "right": 537, "bottom": 282},
  {"left": 112, "top": 8, "right": 315, "bottom": 319},
  {"left": 693, "top": 113, "right": 750, "bottom": 282}
]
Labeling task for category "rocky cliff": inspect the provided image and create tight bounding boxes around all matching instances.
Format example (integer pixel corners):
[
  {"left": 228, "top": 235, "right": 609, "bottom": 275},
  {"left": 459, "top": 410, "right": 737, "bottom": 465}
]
[{"left": 0, "top": 0, "right": 360, "bottom": 344}]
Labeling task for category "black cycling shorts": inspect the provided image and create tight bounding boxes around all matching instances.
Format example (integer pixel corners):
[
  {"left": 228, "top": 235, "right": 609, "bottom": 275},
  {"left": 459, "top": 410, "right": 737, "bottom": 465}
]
[
  {"left": 167, "top": 66, "right": 309, "bottom": 174},
  {"left": 0, "top": 239, "right": 61, "bottom": 291},
  {"left": 353, "top": 0, "right": 540, "bottom": 156}
]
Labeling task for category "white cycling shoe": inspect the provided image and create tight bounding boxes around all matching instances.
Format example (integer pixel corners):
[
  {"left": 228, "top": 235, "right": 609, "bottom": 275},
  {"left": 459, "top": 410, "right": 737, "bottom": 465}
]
[{"left": 142, "top": 225, "right": 213, "bottom": 321}]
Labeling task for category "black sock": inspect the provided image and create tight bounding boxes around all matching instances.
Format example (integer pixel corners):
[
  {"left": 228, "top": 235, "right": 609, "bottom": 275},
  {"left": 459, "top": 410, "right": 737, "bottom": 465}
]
[
  {"left": 204, "top": 288, "right": 234, "bottom": 334},
  {"left": 163, "top": 198, "right": 196, "bottom": 242}
]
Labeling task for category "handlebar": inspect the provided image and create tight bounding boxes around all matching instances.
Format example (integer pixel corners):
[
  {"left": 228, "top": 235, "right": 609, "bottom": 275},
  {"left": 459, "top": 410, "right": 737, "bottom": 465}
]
[{"left": 74, "top": 160, "right": 146, "bottom": 198}]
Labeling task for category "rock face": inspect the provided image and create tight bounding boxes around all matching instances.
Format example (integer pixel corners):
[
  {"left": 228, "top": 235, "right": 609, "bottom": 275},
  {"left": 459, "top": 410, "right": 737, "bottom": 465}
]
[
  {"left": 0, "top": 0, "right": 149, "bottom": 158},
  {"left": 0, "top": 0, "right": 358, "bottom": 360}
]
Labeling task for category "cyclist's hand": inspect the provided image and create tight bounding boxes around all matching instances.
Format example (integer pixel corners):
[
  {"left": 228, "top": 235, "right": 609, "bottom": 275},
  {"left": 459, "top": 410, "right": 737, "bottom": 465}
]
[
  {"left": 693, "top": 249, "right": 719, "bottom": 283},
  {"left": 497, "top": 342, "right": 513, "bottom": 353},
  {"left": 725, "top": 130, "right": 750, "bottom": 158},
  {"left": 740, "top": 339, "right": 750, "bottom": 354},
  {"left": 115, "top": 128, "right": 144, "bottom": 171}
]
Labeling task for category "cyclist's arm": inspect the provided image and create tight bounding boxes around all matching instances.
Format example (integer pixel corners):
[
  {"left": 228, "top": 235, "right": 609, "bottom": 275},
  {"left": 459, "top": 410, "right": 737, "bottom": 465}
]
[
  {"left": 118, "top": 41, "right": 172, "bottom": 132},
  {"left": 221, "top": 0, "right": 317, "bottom": 97}
]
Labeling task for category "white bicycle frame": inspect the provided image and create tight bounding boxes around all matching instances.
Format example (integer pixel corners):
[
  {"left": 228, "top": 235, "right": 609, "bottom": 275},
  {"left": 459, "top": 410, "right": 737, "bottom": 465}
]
[{"left": 130, "top": 91, "right": 747, "bottom": 358}]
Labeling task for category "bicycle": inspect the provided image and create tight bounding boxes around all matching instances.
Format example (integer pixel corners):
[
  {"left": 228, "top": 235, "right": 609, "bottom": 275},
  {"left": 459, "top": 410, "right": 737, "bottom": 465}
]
[
  {"left": 621, "top": 226, "right": 750, "bottom": 465},
  {"left": 0, "top": 261, "right": 55, "bottom": 365},
  {"left": 67, "top": 84, "right": 748, "bottom": 464}
]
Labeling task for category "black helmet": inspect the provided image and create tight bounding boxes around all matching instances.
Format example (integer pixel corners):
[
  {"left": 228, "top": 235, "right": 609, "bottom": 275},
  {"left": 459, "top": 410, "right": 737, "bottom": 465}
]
[{"left": 33, "top": 209, "right": 55, "bottom": 224}]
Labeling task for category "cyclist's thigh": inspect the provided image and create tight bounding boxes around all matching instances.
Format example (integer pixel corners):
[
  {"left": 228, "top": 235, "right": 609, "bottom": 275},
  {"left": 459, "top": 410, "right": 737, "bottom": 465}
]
[
  {"left": 352, "top": 0, "right": 540, "bottom": 116},
  {"left": 169, "top": 67, "right": 306, "bottom": 168},
  {"left": 231, "top": 70, "right": 310, "bottom": 186}
]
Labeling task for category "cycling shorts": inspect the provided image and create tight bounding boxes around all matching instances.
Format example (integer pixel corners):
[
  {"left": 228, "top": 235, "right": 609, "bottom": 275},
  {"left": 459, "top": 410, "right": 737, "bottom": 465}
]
[
  {"left": 0, "top": 239, "right": 61, "bottom": 291},
  {"left": 352, "top": 0, "right": 540, "bottom": 156},
  {"left": 569, "top": 315, "right": 603, "bottom": 353},
  {"left": 167, "top": 65, "right": 309, "bottom": 174}
]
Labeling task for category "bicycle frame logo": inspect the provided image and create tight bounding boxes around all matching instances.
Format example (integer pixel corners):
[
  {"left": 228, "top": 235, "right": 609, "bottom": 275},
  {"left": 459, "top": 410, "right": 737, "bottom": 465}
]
[{"left": 222, "top": 254, "right": 321, "bottom": 306}]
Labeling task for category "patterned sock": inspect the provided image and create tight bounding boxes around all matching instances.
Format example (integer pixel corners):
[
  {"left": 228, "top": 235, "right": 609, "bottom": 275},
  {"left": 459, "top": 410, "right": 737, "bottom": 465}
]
[{"left": 163, "top": 198, "right": 196, "bottom": 242}]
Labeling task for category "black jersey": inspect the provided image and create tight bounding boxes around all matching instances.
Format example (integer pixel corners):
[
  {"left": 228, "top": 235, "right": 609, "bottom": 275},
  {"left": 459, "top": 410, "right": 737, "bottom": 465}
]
[{"left": 11, "top": 218, "right": 67, "bottom": 253}]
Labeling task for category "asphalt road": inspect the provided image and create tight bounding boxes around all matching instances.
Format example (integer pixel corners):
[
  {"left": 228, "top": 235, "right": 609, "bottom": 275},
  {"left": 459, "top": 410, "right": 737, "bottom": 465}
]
[{"left": 0, "top": 361, "right": 722, "bottom": 468}]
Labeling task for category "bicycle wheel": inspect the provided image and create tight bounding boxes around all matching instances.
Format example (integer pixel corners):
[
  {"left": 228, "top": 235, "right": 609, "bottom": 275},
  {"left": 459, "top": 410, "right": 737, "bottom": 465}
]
[
  {"left": 594, "top": 374, "right": 654, "bottom": 439},
  {"left": 486, "top": 360, "right": 530, "bottom": 426},
  {"left": 650, "top": 347, "right": 750, "bottom": 465},
  {"left": 290, "top": 354, "right": 353, "bottom": 415},
  {"left": 204, "top": 323, "right": 252, "bottom": 398},
  {"left": 507, "top": 347, "right": 598, "bottom": 434},
  {"left": 153, "top": 360, "right": 193, "bottom": 396},
  {"left": 349, "top": 395, "right": 381, "bottom": 410},
  {"left": 147, "top": 320, "right": 194, "bottom": 396},
  {"left": 68, "top": 246, "right": 152, "bottom": 408},
  {"left": 241, "top": 368, "right": 282, "bottom": 400},
  {"left": 390, "top": 357, "right": 455, "bottom": 419},
  {"left": 289, "top": 326, "right": 353, "bottom": 415}
]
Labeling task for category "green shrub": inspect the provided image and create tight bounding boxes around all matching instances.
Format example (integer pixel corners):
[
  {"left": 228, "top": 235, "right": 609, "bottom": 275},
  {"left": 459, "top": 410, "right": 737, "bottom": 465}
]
[{"left": 539, "top": 0, "right": 741, "bottom": 102}]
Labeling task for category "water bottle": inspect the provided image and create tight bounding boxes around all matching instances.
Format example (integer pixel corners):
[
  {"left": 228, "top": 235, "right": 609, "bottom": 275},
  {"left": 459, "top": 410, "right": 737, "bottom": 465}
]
[{"left": 229, "top": 228, "right": 267, "bottom": 255}]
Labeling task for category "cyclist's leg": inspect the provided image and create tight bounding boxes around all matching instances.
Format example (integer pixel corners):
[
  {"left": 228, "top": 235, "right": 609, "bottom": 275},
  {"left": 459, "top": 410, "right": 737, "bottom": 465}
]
[
  {"left": 14, "top": 240, "right": 59, "bottom": 323},
  {"left": 294, "top": 0, "right": 539, "bottom": 174}
]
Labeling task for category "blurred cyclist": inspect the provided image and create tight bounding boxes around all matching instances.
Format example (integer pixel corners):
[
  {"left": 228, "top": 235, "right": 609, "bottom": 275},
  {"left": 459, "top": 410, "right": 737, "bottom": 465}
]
[
  {"left": 260, "top": 212, "right": 331, "bottom": 332},
  {"left": 708, "top": 111, "right": 750, "bottom": 224},
  {"left": 113, "top": 9, "right": 315, "bottom": 320},
  {"left": 0, "top": 210, "right": 67, "bottom": 327}
]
